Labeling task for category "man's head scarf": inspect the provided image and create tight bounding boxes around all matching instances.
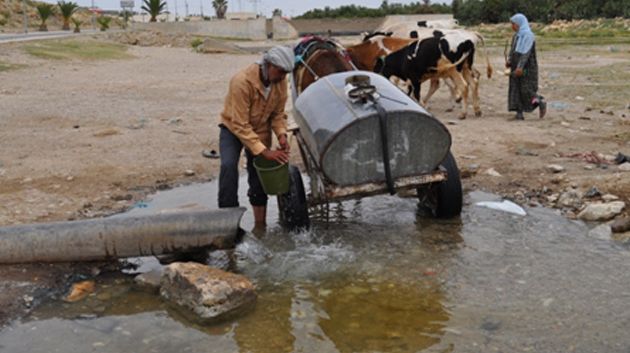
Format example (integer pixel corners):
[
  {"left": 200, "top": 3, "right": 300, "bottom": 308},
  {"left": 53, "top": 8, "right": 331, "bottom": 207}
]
[
  {"left": 511, "top": 13, "right": 535, "bottom": 54},
  {"left": 262, "top": 45, "right": 295, "bottom": 72}
]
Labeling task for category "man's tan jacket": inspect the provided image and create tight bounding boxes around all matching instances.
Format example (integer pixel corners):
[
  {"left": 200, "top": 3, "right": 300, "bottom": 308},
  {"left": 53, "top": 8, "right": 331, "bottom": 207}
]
[{"left": 219, "top": 63, "right": 288, "bottom": 156}]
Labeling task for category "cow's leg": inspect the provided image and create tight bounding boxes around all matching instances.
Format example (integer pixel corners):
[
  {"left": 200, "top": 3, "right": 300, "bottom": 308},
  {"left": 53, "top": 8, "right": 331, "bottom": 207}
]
[
  {"left": 443, "top": 77, "right": 462, "bottom": 103},
  {"left": 390, "top": 76, "right": 401, "bottom": 88},
  {"left": 411, "top": 77, "right": 422, "bottom": 103},
  {"left": 421, "top": 78, "right": 440, "bottom": 107},
  {"left": 449, "top": 69, "right": 468, "bottom": 119},
  {"left": 469, "top": 67, "right": 482, "bottom": 117}
]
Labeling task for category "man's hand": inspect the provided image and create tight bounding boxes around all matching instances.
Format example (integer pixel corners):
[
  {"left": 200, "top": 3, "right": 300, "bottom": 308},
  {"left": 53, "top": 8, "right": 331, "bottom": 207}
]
[
  {"left": 278, "top": 134, "right": 290, "bottom": 153},
  {"left": 513, "top": 68, "right": 524, "bottom": 78},
  {"left": 261, "top": 149, "right": 289, "bottom": 164}
]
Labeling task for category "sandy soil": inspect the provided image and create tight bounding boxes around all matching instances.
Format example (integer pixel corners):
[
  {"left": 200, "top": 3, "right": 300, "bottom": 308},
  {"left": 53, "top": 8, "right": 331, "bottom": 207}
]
[{"left": 0, "top": 36, "right": 629, "bottom": 327}]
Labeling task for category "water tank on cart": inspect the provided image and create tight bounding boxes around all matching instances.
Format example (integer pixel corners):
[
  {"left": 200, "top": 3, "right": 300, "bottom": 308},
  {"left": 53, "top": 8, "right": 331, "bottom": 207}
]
[{"left": 292, "top": 71, "right": 452, "bottom": 187}]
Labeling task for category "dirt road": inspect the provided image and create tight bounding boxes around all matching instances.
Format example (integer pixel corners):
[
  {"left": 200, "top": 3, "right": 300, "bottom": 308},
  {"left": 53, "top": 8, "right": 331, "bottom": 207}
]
[{"left": 0, "top": 36, "right": 629, "bottom": 327}]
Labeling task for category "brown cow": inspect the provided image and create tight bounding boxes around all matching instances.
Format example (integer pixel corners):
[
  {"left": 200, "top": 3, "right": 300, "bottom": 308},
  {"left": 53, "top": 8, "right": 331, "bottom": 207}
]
[{"left": 346, "top": 34, "right": 413, "bottom": 71}]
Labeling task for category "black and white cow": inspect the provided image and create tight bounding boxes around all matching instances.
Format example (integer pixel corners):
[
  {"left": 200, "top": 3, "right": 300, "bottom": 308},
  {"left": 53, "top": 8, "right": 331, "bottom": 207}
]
[
  {"left": 374, "top": 31, "right": 474, "bottom": 119},
  {"left": 430, "top": 29, "right": 493, "bottom": 118},
  {"left": 374, "top": 22, "right": 493, "bottom": 118}
]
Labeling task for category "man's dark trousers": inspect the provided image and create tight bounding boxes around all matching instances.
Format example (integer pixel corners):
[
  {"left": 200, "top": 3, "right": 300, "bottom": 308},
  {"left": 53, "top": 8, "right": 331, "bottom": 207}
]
[{"left": 218, "top": 125, "right": 268, "bottom": 208}]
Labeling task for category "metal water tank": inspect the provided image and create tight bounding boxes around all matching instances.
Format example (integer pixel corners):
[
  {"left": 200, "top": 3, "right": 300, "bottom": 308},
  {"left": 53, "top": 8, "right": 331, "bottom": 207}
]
[{"left": 293, "top": 71, "right": 451, "bottom": 187}]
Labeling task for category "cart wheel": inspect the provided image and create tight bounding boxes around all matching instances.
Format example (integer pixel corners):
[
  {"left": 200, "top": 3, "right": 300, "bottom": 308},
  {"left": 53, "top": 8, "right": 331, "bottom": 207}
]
[
  {"left": 278, "top": 165, "right": 310, "bottom": 231},
  {"left": 417, "top": 151, "right": 462, "bottom": 218}
]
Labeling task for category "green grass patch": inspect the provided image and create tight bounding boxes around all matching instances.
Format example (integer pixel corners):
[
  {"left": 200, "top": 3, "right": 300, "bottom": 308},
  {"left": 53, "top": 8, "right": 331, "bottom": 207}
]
[
  {"left": 0, "top": 61, "right": 26, "bottom": 72},
  {"left": 23, "top": 39, "right": 131, "bottom": 61},
  {"left": 190, "top": 37, "right": 204, "bottom": 49},
  {"left": 474, "top": 20, "right": 630, "bottom": 48}
]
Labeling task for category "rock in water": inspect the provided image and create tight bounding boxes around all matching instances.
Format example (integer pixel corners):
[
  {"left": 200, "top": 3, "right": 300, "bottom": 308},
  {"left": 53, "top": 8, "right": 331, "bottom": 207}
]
[
  {"left": 588, "top": 224, "right": 612, "bottom": 240},
  {"left": 160, "top": 262, "right": 256, "bottom": 321},
  {"left": 134, "top": 269, "right": 163, "bottom": 294}
]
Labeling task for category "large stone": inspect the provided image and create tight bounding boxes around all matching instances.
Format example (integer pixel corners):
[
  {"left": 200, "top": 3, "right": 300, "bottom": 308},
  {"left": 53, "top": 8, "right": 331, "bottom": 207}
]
[
  {"left": 578, "top": 201, "right": 626, "bottom": 222},
  {"left": 160, "top": 262, "right": 256, "bottom": 321}
]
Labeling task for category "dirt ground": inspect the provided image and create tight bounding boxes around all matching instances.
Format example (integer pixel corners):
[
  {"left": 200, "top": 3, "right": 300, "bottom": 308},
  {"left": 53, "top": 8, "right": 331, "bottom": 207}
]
[{"left": 0, "top": 34, "right": 629, "bottom": 327}]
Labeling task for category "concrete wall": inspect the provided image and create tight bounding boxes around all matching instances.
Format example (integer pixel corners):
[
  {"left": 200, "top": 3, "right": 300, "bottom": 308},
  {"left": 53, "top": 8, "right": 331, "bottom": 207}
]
[
  {"left": 134, "top": 18, "right": 268, "bottom": 40},
  {"left": 272, "top": 16, "right": 299, "bottom": 40},
  {"left": 133, "top": 17, "right": 299, "bottom": 40},
  {"left": 288, "top": 18, "right": 384, "bottom": 36},
  {"left": 131, "top": 15, "right": 453, "bottom": 41}
]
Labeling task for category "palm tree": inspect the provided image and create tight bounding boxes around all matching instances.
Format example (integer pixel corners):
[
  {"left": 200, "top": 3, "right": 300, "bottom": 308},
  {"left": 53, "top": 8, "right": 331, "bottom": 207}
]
[
  {"left": 141, "top": 0, "right": 167, "bottom": 22},
  {"left": 58, "top": 1, "right": 79, "bottom": 30},
  {"left": 212, "top": 0, "right": 227, "bottom": 19},
  {"left": 36, "top": 3, "right": 55, "bottom": 31},
  {"left": 71, "top": 17, "right": 82, "bottom": 33},
  {"left": 96, "top": 16, "right": 111, "bottom": 31}
]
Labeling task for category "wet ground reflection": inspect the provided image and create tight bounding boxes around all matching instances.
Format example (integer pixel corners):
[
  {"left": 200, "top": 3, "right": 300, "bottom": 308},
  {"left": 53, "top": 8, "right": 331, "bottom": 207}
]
[{"left": 1, "top": 181, "right": 629, "bottom": 352}]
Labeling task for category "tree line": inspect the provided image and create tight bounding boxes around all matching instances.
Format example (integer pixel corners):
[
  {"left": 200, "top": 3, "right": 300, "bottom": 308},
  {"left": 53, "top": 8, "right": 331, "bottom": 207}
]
[
  {"left": 453, "top": 0, "right": 630, "bottom": 24},
  {"left": 296, "top": 1, "right": 452, "bottom": 19},
  {"left": 296, "top": 0, "right": 630, "bottom": 24}
]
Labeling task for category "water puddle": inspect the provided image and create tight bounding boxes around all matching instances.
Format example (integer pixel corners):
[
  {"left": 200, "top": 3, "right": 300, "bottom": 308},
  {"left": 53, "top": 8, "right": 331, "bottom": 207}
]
[{"left": 1, "top": 179, "right": 630, "bottom": 352}]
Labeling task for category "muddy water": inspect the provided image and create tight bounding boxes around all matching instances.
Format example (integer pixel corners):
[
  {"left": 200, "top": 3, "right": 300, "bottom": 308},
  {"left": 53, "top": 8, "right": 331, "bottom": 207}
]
[{"left": 1, "top": 179, "right": 630, "bottom": 353}]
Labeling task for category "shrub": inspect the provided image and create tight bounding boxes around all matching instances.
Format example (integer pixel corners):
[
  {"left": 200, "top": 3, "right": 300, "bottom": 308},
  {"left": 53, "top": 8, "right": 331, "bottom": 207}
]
[
  {"left": 97, "top": 16, "right": 111, "bottom": 31},
  {"left": 71, "top": 17, "right": 82, "bottom": 33},
  {"left": 190, "top": 37, "right": 203, "bottom": 49}
]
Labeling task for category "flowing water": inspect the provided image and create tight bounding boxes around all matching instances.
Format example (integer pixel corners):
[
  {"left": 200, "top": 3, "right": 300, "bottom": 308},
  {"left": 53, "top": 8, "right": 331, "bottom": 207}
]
[{"left": 1, "top": 179, "right": 629, "bottom": 353}]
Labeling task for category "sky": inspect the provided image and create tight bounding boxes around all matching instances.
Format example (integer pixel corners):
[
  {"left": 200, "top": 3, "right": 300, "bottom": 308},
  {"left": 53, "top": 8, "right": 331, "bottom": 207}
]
[{"left": 39, "top": 0, "right": 449, "bottom": 18}]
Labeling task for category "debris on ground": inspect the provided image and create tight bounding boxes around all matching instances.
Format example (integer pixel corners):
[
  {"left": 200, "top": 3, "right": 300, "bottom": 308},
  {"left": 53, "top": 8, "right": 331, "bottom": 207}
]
[
  {"left": 615, "top": 152, "right": 629, "bottom": 164},
  {"left": 202, "top": 149, "right": 220, "bottom": 159},
  {"left": 560, "top": 151, "right": 615, "bottom": 165},
  {"left": 64, "top": 280, "right": 96, "bottom": 302},
  {"left": 475, "top": 200, "right": 527, "bottom": 216},
  {"left": 484, "top": 168, "right": 502, "bottom": 177}
]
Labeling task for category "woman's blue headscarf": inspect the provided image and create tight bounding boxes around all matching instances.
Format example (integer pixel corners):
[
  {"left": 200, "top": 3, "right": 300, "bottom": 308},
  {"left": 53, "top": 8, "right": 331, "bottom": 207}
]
[{"left": 511, "top": 13, "right": 535, "bottom": 54}]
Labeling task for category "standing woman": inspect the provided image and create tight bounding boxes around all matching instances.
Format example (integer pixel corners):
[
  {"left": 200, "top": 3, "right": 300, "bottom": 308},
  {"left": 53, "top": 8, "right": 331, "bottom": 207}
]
[{"left": 507, "top": 13, "right": 546, "bottom": 120}]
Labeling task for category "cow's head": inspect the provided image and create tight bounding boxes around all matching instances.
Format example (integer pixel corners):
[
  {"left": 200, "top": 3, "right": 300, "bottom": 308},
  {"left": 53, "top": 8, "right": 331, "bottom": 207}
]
[{"left": 346, "top": 36, "right": 414, "bottom": 71}]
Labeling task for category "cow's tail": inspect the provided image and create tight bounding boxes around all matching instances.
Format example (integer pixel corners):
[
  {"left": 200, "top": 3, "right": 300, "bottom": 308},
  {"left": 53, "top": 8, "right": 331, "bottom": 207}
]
[
  {"left": 474, "top": 31, "right": 493, "bottom": 79},
  {"left": 436, "top": 51, "right": 470, "bottom": 74}
]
